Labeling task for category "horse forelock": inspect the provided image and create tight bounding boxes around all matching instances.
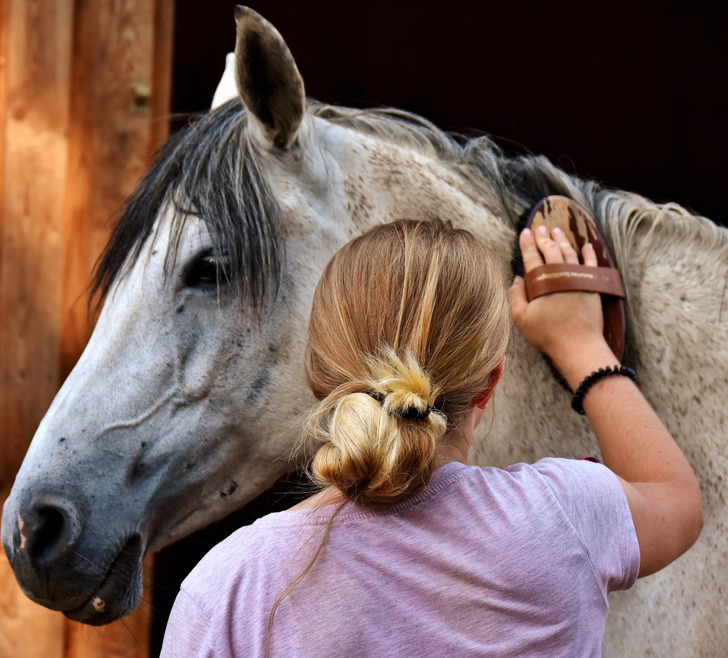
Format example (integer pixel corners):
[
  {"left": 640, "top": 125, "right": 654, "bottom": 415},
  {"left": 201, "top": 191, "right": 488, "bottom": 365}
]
[{"left": 91, "top": 99, "right": 283, "bottom": 317}]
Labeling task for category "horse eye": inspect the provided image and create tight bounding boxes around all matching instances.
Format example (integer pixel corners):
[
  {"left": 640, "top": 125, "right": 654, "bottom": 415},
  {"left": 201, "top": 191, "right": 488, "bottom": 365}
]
[{"left": 184, "top": 251, "right": 228, "bottom": 291}]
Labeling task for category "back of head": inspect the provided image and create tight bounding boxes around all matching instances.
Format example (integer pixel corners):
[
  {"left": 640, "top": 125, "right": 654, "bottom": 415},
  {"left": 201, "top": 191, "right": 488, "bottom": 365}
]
[{"left": 304, "top": 219, "right": 510, "bottom": 507}]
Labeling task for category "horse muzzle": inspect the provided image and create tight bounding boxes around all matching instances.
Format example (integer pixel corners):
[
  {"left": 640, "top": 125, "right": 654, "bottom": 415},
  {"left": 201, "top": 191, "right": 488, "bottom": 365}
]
[{"left": 2, "top": 490, "right": 145, "bottom": 625}]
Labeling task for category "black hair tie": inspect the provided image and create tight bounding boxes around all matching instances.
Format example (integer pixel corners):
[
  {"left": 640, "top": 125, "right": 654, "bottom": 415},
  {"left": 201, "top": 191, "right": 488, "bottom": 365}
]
[
  {"left": 365, "top": 391, "right": 433, "bottom": 423},
  {"left": 366, "top": 391, "right": 386, "bottom": 404},
  {"left": 396, "top": 406, "right": 433, "bottom": 422}
]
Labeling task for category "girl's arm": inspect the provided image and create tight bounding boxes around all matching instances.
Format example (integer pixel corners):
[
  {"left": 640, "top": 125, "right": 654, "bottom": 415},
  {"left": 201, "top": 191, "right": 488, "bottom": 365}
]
[{"left": 510, "top": 226, "right": 703, "bottom": 577}]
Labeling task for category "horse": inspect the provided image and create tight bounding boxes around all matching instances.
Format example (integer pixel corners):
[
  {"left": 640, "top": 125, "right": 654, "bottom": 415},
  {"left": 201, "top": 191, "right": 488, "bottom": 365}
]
[{"left": 3, "top": 7, "right": 726, "bottom": 656}]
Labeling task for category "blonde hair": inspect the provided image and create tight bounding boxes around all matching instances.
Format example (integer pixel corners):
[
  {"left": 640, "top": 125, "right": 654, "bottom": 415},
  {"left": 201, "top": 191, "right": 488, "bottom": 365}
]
[
  {"left": 304, "top": 218, "right": 510, "bottom": 507},
  {"left": 267, "top": 219, "right": 511, "bottom": 653}
]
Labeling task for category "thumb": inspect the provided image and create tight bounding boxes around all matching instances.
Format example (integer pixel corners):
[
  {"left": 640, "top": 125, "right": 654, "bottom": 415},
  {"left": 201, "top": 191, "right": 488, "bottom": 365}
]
[{"left": 509, "top": 275, "right": 528, "bottom": 326}]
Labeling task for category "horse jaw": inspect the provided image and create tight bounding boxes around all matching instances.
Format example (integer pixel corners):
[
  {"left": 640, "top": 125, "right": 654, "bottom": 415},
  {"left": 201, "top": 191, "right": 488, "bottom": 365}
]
[{"left": 233, "top": 6, "right": 305, "bottom": 150}]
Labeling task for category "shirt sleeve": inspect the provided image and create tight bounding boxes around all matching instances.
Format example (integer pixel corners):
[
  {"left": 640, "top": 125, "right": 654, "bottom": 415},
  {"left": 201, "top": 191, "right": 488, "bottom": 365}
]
[
  {"left": 533, "top": 457, "right": 641, "bottom": 592},
  {"left": 160, "top": 588, "right": 225, "bottom": 658}
]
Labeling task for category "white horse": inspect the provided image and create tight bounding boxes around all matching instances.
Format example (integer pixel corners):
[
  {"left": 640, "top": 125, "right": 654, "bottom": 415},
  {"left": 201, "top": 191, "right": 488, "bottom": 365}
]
[{"left": 3, "top": 7, "right": 726, "bottom": 655}]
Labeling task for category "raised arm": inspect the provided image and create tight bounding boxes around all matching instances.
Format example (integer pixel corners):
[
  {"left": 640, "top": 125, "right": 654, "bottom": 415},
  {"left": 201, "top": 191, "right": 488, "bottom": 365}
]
[{"left": 510, "top": 225, "right": 703, "bottom": 577}]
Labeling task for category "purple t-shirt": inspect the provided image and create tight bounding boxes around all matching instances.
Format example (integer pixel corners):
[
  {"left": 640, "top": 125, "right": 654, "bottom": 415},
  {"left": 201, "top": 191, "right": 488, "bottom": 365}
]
[{"left": 161, "top": 458, "right": 639, "bottom": 657}]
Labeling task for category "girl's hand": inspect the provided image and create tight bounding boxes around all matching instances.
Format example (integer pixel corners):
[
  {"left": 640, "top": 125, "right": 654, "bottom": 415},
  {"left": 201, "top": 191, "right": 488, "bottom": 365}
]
[{"left": 509, "top": 226, "right": 616, "bottom": 386}]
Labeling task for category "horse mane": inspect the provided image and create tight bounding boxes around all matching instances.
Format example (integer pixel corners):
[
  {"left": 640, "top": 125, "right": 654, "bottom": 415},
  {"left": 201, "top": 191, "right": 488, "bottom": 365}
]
[
  {"left": 92, "top": 98, "right": 727, "bottom": 316},
  {"left": 309, "top": 101, "right": 728, "bottom": 269},
  {"left": 91, "top": 99, "right": 283, "bottom": 315}
]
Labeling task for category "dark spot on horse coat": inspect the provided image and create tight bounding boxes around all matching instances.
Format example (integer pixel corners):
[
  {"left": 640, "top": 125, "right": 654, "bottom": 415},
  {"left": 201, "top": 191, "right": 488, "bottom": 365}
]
[
  {"left": 343, "top": 179, "right": 374, "bottom": 230},
  {"left": 219, "top": 481, "right": 238, "bottom": 499},
  {"left": 246, "top": 372, "right": 270, "bottom": 405},
  {"left": 59, "top": 437, "right": 66, "bottom": 443}
]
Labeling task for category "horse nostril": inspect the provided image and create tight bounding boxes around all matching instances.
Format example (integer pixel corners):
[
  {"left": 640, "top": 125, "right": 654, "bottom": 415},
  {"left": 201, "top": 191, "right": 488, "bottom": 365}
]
[
  {"left": 27, "top": 507, "right": 65, "bottom": 557},
  {"left": 23, "top": 498, "right": 82, "bottom": 566}
]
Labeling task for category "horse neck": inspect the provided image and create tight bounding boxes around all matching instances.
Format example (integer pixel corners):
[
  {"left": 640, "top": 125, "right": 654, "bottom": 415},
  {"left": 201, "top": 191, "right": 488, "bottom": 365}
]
[{"left": 323, "top": 126, "right": 517, "bottom": 262}]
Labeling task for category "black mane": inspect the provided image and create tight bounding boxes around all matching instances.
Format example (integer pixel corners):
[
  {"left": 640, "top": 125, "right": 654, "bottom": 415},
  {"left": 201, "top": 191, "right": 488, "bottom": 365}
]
[{"left": 91, "top": 99, "right": 282, "bottom": 314}]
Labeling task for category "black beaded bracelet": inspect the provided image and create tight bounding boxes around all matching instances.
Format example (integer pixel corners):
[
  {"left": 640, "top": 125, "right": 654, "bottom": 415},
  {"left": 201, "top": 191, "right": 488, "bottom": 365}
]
[{"left": 572, "top": 365, "right": 637, "bottom": 415}]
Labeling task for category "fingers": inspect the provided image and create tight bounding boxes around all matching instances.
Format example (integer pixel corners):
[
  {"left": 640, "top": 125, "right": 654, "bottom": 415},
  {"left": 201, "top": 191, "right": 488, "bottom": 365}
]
[
  {"left": 550, "top": 227, "right": 580, "bottom": 265},
  {"left": 509, "top": 275, "right": 528, "bottom": 326},
  {"left": 582, "top": 242, "right": 597, "bottom": 267},
  {"left": 533, "top": 225, "right": 565, "bottom": 264},
  {"left": 518, "top": 225, "right": 591, "bottom": 272},
  {"left": 519, "top": 228, "right": 543, "bottom": 272}
]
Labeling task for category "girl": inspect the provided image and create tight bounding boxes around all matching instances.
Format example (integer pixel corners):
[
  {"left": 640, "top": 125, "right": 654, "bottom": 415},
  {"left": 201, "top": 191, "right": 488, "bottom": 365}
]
[{"left": 162, "top": 212, "right": 702, "bottom": 657}]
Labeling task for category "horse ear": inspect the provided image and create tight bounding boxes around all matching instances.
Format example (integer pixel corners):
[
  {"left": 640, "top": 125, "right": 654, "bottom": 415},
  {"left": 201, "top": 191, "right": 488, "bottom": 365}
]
[
  {"left": 211, "top": 53, "right": 238, "bottom": 109},
  {"left": 234, "top": 6, "right": 305, "bottom": 149}
]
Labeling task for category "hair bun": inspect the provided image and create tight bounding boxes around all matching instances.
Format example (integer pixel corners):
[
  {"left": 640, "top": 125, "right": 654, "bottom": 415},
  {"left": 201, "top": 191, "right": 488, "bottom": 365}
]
[
  {"left": 308, "top": 348, "right": 448, "bottom": 507},
  {"left": 369, "top": 348, "right": 439, "bottom": 423}
]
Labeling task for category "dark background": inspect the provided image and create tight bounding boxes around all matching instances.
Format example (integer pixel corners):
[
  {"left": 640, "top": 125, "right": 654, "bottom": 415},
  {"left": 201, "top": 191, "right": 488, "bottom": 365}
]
[
  {"left": 173, "top": 0, "right": 727, "bottom": 224},
  {"left": 153, "top": 0, "right": 727, "bottom": 652}
]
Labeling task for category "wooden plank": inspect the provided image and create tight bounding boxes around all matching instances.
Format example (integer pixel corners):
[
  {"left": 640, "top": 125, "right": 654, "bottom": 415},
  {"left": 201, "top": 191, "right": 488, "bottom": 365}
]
[
  {"left": 0, "top": 0, "right": 9, "bottom": 251},
  {"left": 151, "top": 0, "right": 174, "bottom": 150},
  {"left": 87, "top": 0, "right": 156, "bottom": 246},
  {"left": 60, "top": 0, "right": 161, "bottom": 378},
  {"left": 0, "top": 0, "right": 74, "bottom": 487},
  {"left": 57, "top": 0, "right": 96, "bottom": 378},
  {"left": 0, "top": 1, "right": 74, "bottom": 654},
  {"left": 59, "top": 0, "right": 172, "bottom": 378}
]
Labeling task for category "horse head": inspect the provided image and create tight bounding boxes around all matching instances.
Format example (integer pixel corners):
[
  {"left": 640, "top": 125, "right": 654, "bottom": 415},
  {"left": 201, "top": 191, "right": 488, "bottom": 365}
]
[{"left": 2, "top": 7, "right": 325, "bottom": 624}]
